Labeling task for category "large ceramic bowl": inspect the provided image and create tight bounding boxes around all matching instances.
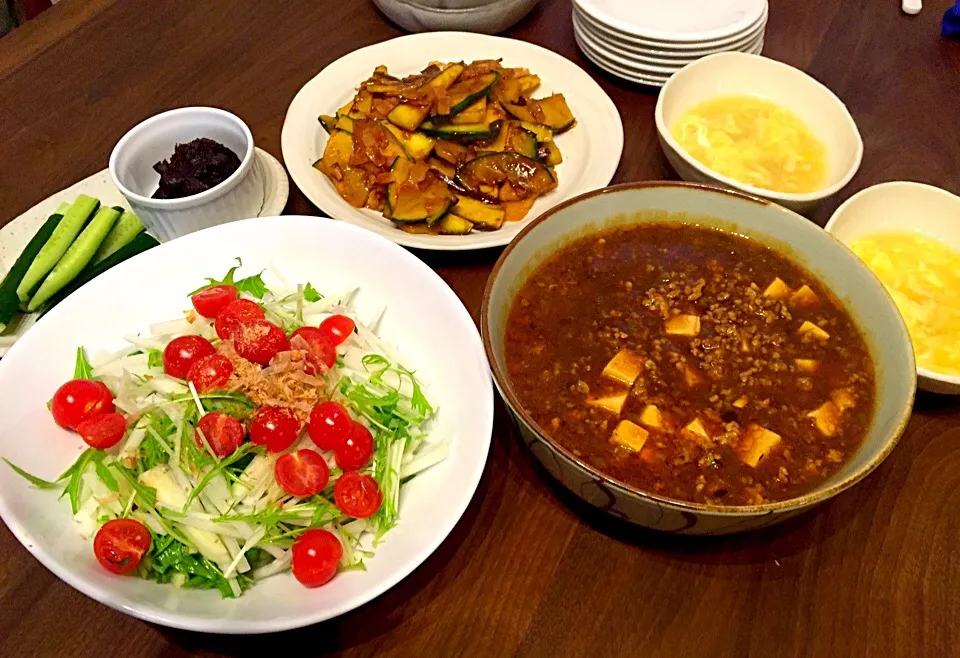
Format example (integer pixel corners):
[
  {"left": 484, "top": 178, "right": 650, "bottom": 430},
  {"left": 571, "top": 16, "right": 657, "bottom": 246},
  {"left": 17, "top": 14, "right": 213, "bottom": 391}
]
[
  {"left": 373, "top": 0, "right": 538, "bottom": 34},
  {"left": 481, "top": 182, "right": 915, "bottom": 535},
  {"left": 826, "top": 181, "right": 960, "bottom": 395}
]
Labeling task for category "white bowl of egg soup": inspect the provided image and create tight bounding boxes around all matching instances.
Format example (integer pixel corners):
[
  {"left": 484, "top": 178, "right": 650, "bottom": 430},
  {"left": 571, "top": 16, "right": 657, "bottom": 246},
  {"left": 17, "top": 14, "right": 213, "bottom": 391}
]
[
  {"left": 655, "top": 52, "right": 863, "bottom": 213},
  {"left": 826, "top": 181, "right": 960, "bottom": 394}
]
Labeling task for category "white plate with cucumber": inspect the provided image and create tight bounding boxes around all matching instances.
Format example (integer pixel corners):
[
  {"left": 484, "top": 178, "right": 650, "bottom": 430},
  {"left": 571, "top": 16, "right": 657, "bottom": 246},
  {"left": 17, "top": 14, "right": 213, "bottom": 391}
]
[{"left": 0, "top": 150, "right": 290, "bottom": 356}]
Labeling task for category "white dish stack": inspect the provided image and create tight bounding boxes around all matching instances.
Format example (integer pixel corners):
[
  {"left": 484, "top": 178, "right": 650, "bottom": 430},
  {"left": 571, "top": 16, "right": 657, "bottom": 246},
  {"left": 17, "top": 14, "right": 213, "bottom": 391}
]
[{"left": 572, "top": 0, "right": 769, "bottom": 87}]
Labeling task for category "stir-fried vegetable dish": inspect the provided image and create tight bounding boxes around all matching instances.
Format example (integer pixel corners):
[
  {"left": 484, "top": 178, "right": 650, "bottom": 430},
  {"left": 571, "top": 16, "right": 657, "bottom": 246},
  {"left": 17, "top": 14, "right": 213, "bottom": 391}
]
[{"left": 315, "top": 59, "right": 577, "bottom": 235}]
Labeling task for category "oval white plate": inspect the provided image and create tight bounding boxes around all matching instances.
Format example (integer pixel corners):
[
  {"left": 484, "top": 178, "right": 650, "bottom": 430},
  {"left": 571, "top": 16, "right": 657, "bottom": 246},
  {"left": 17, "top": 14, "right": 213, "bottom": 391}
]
[
  {"left": 0, "top": 149, "right": 289, "bottom": 357},
  {"left": 0, "top": 216, "right": 493, "bottom": 633},
  {"left": 281, "top": 32, "right": 623, "bottom": 251}
]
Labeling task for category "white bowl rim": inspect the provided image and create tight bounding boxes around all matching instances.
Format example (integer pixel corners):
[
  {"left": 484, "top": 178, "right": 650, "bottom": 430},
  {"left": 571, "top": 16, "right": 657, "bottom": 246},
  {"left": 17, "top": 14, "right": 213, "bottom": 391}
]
[
  {"left": 481, "top": 181, "right": 916, "bottom": 517},
  {"left": 573, "top": 0, "right": 767, "bottom": 44},
  {"left": 654, "top": 52, "right": 864, "bottom": 204},
  {"left": 383, "top": 0, "right": 536, "bottom": 14},
  {"left": 825, "top": 180, "right": 960, "bottom": 387},
  {"left": 108, "top": 106, "right": 256, "bottom": 210}
]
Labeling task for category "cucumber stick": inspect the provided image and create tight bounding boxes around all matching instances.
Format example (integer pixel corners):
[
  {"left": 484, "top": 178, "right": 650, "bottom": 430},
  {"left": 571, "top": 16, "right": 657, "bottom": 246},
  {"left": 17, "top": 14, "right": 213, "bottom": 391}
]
[
  {"left": 0, "top": 203, "right": 70, "bottom": 332},
  {"left": 38, "top": 232, "right": 159, "bottom": 316},
  {"left": 92, "top": 210, "right": 144, "bottom": 264},
  {"left": 16, "top": 195, "right": 99, "bottom": 303},
  {"left": 27, "top": 205, "right": 121, "bottom": 311}
]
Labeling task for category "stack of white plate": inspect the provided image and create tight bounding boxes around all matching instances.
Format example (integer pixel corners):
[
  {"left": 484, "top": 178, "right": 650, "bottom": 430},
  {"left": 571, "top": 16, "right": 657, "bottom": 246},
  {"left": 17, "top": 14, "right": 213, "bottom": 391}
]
[{"left": 572, "top": 0, "right": 769, "bottom": 87}]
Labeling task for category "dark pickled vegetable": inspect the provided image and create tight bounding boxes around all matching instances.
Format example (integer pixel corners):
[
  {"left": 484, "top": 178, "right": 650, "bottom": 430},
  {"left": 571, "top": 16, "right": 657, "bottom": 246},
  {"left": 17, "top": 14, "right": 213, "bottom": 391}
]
[{"left": 153, "top": 138, "right": 242, "bottom": 199}]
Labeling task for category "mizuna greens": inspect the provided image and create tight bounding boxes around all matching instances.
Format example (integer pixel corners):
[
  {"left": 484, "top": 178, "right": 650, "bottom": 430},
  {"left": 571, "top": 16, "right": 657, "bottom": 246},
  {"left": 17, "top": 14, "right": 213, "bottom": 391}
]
[{"left": 6, "top": 261, "right": 446, "bottom": 596}]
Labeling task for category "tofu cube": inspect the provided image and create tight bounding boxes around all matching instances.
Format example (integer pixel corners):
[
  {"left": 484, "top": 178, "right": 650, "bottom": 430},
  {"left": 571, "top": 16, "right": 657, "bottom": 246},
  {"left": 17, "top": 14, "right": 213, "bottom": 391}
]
[
  {"left": 639, "top": 404, "right": 663, "bottom": 429},
  {"left": 830, "top": 388, "right": 857, "bottom": 413},
  {"left": 665, "top": 314, "right": 701, "bottom": 337},
  {"left": 680, "top": 362, "right": 704, "bottom": 388},
  {"left": 790, "top": 285, "right": 820, "bottom": 308},
  {"left": 795, "top": 358, "right": 820, "bottom": 373},
  {"left": 732, "top": 395, "right": 749, "bottom": 409},
  {"left": 610, "top": 420, "right": 649, "bottom": 453},
  {"left": 807, "top": 401, "right": 841, "bottom": 436},
  {"left": 683, "top": 417, "right": 711, "bottom": 441},
  {"left": 763, "top": 277, "right": 792, "bottom": 300},
  {"left": 739, "top": 424, "right": 782, "bottom": 467},
  {"left": 798, "top": 321, "right": 830, "bottom": 341},
  {"left": 587, "top": 391, "right": 629, "bottom": 415},
  {"left": 602, "top": 349, "right": 644, "bottom": 386}
]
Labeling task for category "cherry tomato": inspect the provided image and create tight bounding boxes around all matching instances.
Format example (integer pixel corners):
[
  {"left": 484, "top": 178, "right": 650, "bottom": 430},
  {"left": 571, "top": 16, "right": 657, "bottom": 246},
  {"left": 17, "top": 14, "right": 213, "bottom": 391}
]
[
  {"left": 77, "top": 412, "right": 127, "bottom": 449},
  {"left": 250, "top": 406, "right": 301, "bottom": 453},
  {"left": 291, "top": 528, "right": 342, "bottom": 588},
  {"left": 334, "top": 471, "right": 382, "bottom": 519},
  {"left": 290, "top": 326, "right": 336, "bottom": 375},
  {"left": 335, "top": 422, "right": 374, "bottom": 471},
  {"left": 195, "top": 412, "right": 245, "bottom": 457},
  {"left": 191, "top": 285, "right": 238, "bottom": 319},
  {"left": 215, "top": 299, "right": 265, "bottom": 340},
  {"left": 233, "top": 320, "right": 290, "bottom": 366},
  {"left": 308, "top": 401, "right": 352, "bottom": 451},
  {"left": 93, "top": 518, "right": 152, "bottom": 575},
  {"left": 50, "top": 379, "right": 115, "bottom": 430},
  {"left": 318, "top": 314, "right": 356, "bottom": 347},
  {"left": 274, "top": 449, "right": 330, "bottom": 497},
  {"left": 187, "top": 354, "right": 234, "bottom": 393},
  {"left": 163, "top": 335, "right": 216, "bottom": 379}
]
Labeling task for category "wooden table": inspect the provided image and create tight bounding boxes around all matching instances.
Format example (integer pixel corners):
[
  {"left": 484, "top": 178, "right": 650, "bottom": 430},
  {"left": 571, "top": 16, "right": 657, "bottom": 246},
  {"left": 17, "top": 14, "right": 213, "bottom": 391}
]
[{"left": 1, "top": 1, "right": 959, "bottom": 656}]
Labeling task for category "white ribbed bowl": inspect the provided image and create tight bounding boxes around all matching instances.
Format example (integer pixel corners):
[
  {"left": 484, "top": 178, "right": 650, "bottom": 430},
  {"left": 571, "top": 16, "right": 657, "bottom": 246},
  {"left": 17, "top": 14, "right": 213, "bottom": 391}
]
[{"left": 109, "top": 107, "right": 264, "bottom": 242}]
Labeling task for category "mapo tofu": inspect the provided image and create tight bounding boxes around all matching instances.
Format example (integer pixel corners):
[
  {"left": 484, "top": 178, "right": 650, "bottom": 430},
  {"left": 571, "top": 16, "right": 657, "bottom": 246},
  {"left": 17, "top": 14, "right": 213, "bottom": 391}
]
[{"left": 504, "top": 223, "right": 876, "bottom": 506}]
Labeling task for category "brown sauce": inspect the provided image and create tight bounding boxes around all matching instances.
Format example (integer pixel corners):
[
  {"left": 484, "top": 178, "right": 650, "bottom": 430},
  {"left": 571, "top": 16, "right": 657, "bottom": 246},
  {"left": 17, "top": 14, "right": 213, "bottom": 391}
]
[{"left": 504, "top": 223, "right": 876, "bottom": 506}]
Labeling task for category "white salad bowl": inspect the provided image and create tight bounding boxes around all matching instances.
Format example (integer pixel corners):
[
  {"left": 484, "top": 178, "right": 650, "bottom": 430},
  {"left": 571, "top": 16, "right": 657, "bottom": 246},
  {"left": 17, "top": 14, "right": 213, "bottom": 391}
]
[
  {"left": 109, "top": 107, "right": 265, "bottom": 242},
  {"left": 655, "top": 53, "right": 863, "bottom": 214},
  {"left": 825, "top": 181, "right": 960, "bottom": 395},
  {"left": 0, "top": 216, "right": 493, "bottom": 633}
]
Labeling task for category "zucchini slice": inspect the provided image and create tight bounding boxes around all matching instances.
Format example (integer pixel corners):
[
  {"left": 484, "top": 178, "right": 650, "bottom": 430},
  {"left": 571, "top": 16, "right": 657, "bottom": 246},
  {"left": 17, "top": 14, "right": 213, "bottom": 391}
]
[
  {"left": 318, "top": 114, "right": 337, "bottom": 134},
  {"left": 451, "top": 97, "right": 487, "bottom": 125},
  {"left": 383, "top": 123, "right": 436, "bottom": 160},
  {"left": 420, "top": 119, "right": 501, "bottom": 141},
  {"left": 386, "top": 161, "right": 456, "bottom": 224},
  {"left": 500, "top": 100, "right": 539, "bottom": 123},
  {"left": 520, "top": 121, "right": 554, "bottom": 142},
  {"left": 539, "top": 140, "right": 563, "bottom": 166},
  {"left": 336, "top": 99, "right": 355, "bottom": 117},
  {"left": 354, "top": 90, "right": 373, "bottom": 117},
  {"left": 508, "top": 125, "right": 537, "bottom": 158},
  {"left": 387, "top": 103, "right": 430, "bottom": 132},
  {"left": 438, "top": 71, "right": 499, "bottom": 118},
  {"left": 455, "top": 152, "right": 557, "bottom": 199},
  {"left": 537, "top": 94, "right": 576, "bottom": 133},
  {"left": 480, "top": 122, "right": 537, "bottom": 158},
  {"left": 427, "top": 157, "right": 456, "bottom": 180},
  {"left": 451, "top": 195, "right": 505, "bottom": 231},
  {"left": 437, "top": 213, "right": 474, "bottom": 235},
  {"left": 318, "top": 130, "right": 354, "bottom": 173},
  {"left": 428, "top": 63, "right": 465, "bottom": 91},
  {"left": 335, "top": 114, "right": 355, "bottom": 134}
]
